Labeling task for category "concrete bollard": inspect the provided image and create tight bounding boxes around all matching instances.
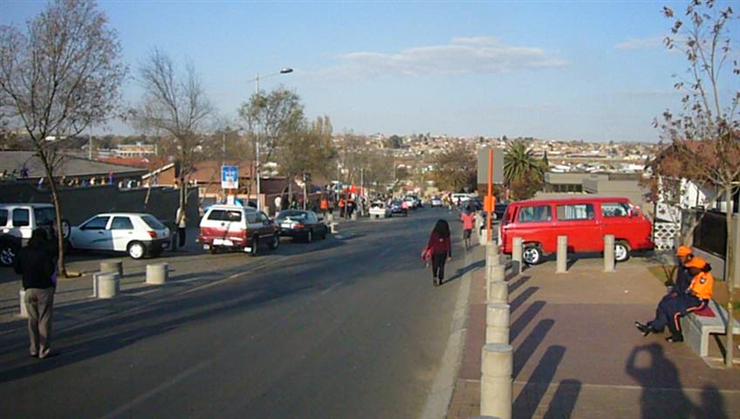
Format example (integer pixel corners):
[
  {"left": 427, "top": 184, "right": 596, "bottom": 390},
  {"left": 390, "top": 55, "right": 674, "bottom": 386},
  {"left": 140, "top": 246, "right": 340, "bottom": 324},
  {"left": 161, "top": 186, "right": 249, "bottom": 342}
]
[
  {"left": 97, "top": 273, "right": 120, "bottom": 299},
  {"left": 480, "top": 228, "right": 488, "bottom": 245},
  {"left": 146, "top": 263, "right": 169, "bottom": 285},
  {"left": 492, "top": 264, "right": 505, "bottom": 283},
  {"left": 330, "top": 222, "right": 339, "bottom": 234},
  {"left": 19, "top": 289, "right": 28, "bottom": 319},
  {"left": 512, "top": 237, "right": 523, "bottom": 275},
  {"left": 481, "top": 343, "right": 513, "bottom": 419},
  {"left": 604, "top": 234, "right": 616, "bottom": 273},
  {"left": 100, "top": 260, "right": 123, "bottom": 277},
  {"left": 351, "top": 212, "right": 358, "bottom": 221},
  {"left": 486, "top": 303, "right": 510, "bottom": 344},
  {"left": 327, "top": 212, "right": 334, "bottom": 223},
  {"left": 556, "top": 236, "right": 568, "bottom": 274},
  {"left": 485, "top": 241, "right": 501, "bottom": 280},
  {"left": 487, "top": 280, "right": 508, "bottom": 304}
]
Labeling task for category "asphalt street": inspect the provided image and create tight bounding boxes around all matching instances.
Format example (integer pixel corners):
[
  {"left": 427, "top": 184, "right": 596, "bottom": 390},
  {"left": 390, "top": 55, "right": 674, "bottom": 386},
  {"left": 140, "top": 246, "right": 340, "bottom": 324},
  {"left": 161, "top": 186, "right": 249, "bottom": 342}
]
[{"left": 0, "top": 207, "right": 479, "bottom": 419}]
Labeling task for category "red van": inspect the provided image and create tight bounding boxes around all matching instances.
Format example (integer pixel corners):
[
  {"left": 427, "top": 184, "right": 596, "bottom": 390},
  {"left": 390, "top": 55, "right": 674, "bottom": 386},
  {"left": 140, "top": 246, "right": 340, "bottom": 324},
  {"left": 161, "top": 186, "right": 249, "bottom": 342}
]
[{"left": 499, "top": 197, "right": 654, "bottom": 264}]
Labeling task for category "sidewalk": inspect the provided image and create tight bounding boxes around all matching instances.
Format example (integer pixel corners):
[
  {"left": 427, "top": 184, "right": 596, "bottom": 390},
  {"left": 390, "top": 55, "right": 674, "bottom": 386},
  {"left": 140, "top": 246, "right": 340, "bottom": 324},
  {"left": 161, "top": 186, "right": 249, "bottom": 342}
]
[{"left": 447, "top": 255, "right": 740, "bottom": 418}]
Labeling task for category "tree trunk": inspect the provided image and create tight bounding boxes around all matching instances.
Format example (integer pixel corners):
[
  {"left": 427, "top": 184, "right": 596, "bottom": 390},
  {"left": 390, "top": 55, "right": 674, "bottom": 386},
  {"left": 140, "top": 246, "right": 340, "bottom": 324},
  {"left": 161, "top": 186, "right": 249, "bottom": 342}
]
[
  {"left": 288, "top": 179, "right": 293, "bottom": 208},
  {"left": 39, "top": 156, "right": 68, "bottom": 277},
  {"left": 725, "top": 186, "right": 735, "bottom": 368}
]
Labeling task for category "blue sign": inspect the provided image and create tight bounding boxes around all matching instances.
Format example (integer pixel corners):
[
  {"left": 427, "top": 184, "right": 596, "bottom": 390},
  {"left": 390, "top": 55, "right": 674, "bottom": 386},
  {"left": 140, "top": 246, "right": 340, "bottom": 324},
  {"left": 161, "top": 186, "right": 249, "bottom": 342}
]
[{"left": 221, "top": 165, "right": 239, "bottom": 189}]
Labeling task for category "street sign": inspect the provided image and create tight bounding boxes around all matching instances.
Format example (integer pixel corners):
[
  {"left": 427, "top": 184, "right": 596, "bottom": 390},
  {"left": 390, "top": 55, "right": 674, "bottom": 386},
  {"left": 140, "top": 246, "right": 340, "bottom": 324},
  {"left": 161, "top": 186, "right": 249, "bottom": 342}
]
[
  {"left": 477, "top": 147, "right": 504, "bottom": 185},
  {"left": 221, "top": 165, "right": 239, "bottom": 189}
]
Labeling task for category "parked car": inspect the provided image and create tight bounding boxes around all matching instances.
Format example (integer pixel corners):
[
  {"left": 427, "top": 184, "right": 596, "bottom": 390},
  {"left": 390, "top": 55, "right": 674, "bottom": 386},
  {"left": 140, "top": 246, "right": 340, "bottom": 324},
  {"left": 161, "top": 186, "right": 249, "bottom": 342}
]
[
  {"left": 276, "top": 210, "right": 328, "bottom": 242},
  {"left": 0, "top": 203, "right": 70, "bottom": 266},
  {"left": 390, "top": 200, "right": 408, "bottom": 217},
  {"left": 369, "top": 201, "right": 391, "bottom": 218},
  {"left": 430, "top": 196, "right": 443, "bottom": 208},
  {"left": 451, "top": 193, "right": 473, "bottom": 206},
  {"left": 69, "top": 213, "right": 170, "bottom": 259},
  {"left": 199, "top": 205, "right": 279, "bottom": 256},
  {"left": 499, "top": 197, "right": 654, "bottom": 265},
  {"left": 404, "top": 195, "right": 422, "bottom": 209}
]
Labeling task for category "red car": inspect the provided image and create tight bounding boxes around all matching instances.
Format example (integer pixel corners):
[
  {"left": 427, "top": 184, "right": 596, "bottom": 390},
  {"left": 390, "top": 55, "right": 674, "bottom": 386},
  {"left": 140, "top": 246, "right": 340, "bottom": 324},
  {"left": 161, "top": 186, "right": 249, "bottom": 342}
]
[{"left": 499, "top": 197, "right": 654, "bottom": 264}]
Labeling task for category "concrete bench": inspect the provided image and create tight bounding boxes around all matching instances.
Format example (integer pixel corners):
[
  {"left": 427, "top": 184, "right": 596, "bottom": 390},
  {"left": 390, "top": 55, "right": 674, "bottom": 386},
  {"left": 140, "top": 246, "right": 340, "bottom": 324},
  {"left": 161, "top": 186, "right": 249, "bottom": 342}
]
[{"left": 680, "top": 300, "right": 740, "bottom": 358}]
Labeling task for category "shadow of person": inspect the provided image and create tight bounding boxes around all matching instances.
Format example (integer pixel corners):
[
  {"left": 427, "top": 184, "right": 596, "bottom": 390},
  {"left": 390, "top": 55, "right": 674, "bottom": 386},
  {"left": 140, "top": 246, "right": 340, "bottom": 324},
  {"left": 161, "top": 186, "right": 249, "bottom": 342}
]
[
  {"left": 625, "top": 343, "right": 693, "bottom": 419},
  {"left": 694, "top": 385, "right": 728, "bottom": 419}
]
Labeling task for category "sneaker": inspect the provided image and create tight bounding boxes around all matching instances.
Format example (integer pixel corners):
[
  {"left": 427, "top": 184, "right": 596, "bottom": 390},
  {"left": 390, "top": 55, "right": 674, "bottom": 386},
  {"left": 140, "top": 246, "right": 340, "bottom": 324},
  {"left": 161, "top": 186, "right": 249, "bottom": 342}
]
[
  {"left": 29, "top": 352, "right": 38, "bottom": 358},
  {"left": 666, "top": 334, "right": 684, "bottom": 343},
  {"left": 635, "top": 321, "right": 651, "bottom": 336}
]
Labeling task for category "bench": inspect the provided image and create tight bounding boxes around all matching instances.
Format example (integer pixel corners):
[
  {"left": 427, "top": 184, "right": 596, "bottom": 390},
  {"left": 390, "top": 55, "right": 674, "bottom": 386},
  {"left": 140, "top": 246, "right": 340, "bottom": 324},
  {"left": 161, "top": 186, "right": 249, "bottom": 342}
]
[{"left": 680, "top": 300, "right": 740, "bottom": 358}]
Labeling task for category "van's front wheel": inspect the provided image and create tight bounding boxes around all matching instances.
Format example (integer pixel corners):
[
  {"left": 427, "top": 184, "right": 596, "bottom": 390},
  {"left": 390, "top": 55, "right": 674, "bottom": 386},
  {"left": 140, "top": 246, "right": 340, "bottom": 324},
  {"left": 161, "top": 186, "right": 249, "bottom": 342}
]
[
  {"left": 614, "top": 241, "right": 630, "bottom": 262},
  {"left": 522, "top": 245, "right": 543, "bottom": 265}
]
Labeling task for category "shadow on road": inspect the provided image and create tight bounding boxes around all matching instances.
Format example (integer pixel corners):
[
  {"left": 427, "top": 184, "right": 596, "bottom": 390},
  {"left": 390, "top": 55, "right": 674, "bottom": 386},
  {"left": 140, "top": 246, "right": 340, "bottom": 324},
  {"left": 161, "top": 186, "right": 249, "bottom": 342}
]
[
  {"left": 445, "top": 259, "right": 484, "bottom": 284},
  {"left": 510, "top": 300, "right": 545, "bottom": 343},
  {"left": 542, "top": 378, "right": 581, "bottom": 419},
  {"left": 513, "top": 345, "right": 566, "bottom": 419},
  {"left": 510, "top": 286, "right": 539, "bottom": 314},
  {"left": 513, "top": 318, "right": 555, "bottom": 379}
]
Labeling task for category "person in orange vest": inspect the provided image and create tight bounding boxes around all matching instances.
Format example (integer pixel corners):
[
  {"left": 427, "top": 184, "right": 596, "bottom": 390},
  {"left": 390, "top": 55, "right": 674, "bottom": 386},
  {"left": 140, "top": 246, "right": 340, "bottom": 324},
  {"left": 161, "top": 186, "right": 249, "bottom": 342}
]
[
  {"left": 673, "top": 245, "right": 695, "bottom": 294},
  {"left": 636, "top": 257, "right": 714, "bottom": 342},
  {"left": 460, "top": 206, "right": 475, "bottom": 250},
  {"left": 338, "top": 196, "right": 346, "bottom": 218},
  {"left": 320, "top": 195, "right": 330, "bottom": 217}
]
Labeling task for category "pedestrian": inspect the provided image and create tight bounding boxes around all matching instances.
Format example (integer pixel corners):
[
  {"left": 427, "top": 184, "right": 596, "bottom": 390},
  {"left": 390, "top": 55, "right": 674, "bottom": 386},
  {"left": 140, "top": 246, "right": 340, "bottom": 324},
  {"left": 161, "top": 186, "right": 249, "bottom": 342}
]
[
  {"left": 461, "top": 207, "right": 475, "bottom": 250},
  {"left": 347, "top": 198, "right": 356, "bottom": 218},
  {"left": 176, "top": 207, "right": 187, "bottom": 249},
  {"left": 274, "top": 195, "right": 282, "bottom": 212},
  {"left": 339, "top": 196, "right": 346, "bottom": 218},
  {"left": 14, "top": 228, "right": 56, "bottom": 359},
  {"left": 320, "top": 195, "right": 330, "bottom": 217},
  {"left": 635, "top": 257, "right": 714, "bottom": 342},
  {"left": 425, "top": 219, "right": 452, "bottom": 287}
]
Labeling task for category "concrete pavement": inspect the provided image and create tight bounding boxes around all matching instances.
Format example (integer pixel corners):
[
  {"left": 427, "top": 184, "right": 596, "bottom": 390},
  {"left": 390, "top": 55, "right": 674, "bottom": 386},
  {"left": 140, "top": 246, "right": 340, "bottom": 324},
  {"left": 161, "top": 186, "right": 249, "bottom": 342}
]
[{"left": 447, "top": 255, "right": 740, "bottom": 418}]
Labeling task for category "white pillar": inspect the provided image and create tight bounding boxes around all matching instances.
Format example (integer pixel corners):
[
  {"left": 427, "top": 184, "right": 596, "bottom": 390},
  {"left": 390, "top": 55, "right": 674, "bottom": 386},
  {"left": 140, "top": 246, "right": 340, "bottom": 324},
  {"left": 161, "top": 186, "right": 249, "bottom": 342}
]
[
  {"left": 481, "top": 343, "right": 513, "bottom": 419},
  {"left": 487, "top": 280, "right": 508, "bottom": 304},
  {"left": 486, "top": 241, "right": 500, "bottom": 281},
  {"left": 146, "top": 263, "right": 169, "bottom": 285},
  {"left": 97, "top": 273, "right": 120, "bottom": 299},
  {"left": 19, "top": 289, "right": 28, "bottom": 319},
  {"left": 556, "top": 235, "right": 568, "bottom": 274},
  {"left": 486, "top": 303, "right": 510, "bottom": 345},
  {"left": 512, "top": 237, "right": 523, "bottom": 275},
  {"left": 100, "top": 260, "right": 123, "bottom": 277},
  {"left": 604, "top": 235, "right": 616, "bottom": 273}
]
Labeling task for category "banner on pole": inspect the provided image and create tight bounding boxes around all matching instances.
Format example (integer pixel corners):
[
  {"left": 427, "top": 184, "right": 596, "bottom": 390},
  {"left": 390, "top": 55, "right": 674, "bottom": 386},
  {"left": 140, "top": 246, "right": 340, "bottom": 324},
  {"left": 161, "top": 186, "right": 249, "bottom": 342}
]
[{"left": 221, "top": 165, "right": 239, "bottom": 189}]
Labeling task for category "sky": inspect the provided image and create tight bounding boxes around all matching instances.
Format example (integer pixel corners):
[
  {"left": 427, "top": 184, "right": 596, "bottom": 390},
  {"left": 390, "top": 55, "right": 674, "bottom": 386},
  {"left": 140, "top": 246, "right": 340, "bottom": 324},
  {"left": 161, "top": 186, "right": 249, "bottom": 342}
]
[{"left": 2, "top": 0, "right": 738, "bottom": 142}]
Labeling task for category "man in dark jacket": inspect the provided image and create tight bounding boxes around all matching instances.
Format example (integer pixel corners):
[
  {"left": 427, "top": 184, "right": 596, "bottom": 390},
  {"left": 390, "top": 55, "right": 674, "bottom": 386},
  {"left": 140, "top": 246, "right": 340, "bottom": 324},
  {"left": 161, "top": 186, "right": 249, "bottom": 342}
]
[{"left": 14, "top": 228, "right": 56, "bottom": 358}]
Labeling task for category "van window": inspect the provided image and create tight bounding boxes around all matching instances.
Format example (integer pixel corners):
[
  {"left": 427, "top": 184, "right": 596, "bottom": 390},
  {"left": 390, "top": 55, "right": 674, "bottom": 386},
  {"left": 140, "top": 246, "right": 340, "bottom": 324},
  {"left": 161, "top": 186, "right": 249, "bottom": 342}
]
[
  {"left": 208, "top": 210, "right": 242, "bottom": 222},
  {"left": 245, "top": 211, "right": 257, "bottom": 223},
  {"left": 518, "top": 205, "right": 552, "bottom": 223},
  {"left": 12, "top": 208, "right": 30, "bottom": 227},
  {"left": 0, "top": 209, "right": 7, "bottom": 226},
  {"left": 602, "top": 202, "right": 630, "bottom": 217},
  {"left": 557, "top": 204, "right": 595, "bottom": 221}
]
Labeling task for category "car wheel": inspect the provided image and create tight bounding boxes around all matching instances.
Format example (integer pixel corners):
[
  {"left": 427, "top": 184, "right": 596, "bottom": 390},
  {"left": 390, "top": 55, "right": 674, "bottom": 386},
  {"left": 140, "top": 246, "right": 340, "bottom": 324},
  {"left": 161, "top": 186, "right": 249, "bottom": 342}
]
[
  {"left": 269, "top": 235, "right": 279, "bottom": 250},
  {"left": 615, "top": 241, "right": 631, "bottom": 262},
  {"left": 250, "top": 238, "right": 259, "bottom": 256},
  {"left": 127, "top": 241, "right": 146, "bottom": 259},
  {"left": 522, "top": 245, "right": 543, "bottom": 265},
  {"left": 306, "top": 230, "right": 313, "bottom": 243},
  {"left": 0, "top": 243, "right": 17, "bottom": 267},
  {"left": 210, "top": 246, "right": 219, "bottom": 255}
]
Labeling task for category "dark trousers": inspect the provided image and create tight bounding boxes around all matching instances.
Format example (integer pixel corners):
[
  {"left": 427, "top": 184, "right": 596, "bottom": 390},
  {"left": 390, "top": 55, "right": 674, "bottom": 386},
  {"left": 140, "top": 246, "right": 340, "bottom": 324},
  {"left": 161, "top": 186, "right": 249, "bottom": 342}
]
[
  {"left": 432, "top": 253, "right": 447, "bottom": 280},
  {"left": 178, "top": 227, "right": 186, "bottom": 247},
  {"left": 25, "top": 287, "right": 55, "bottom": 356},
  {"left": 649, "top": 293, "right": 705, "bottom": 334}
]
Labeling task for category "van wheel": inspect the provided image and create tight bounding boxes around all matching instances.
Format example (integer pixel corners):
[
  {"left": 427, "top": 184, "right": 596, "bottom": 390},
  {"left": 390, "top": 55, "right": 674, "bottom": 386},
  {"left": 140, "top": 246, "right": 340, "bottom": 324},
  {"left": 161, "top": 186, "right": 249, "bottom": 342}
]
[
  {"left": 0, "top": 242, "right": 17, "bottom": 267},
  {"left": 522, "top": 245, "right": 543, "bottom": 265},
  {"left": 269, "top": 235, "right": 279, "bottom": 250},
  {"left": 127, "top": 241, "right": 145, "bottom": 259},
  {"left": 615, "top": 241, "right": 630, "bottom": 262},
  {"left": 250, "top": 238, "right": 259, "bottom": 257}
]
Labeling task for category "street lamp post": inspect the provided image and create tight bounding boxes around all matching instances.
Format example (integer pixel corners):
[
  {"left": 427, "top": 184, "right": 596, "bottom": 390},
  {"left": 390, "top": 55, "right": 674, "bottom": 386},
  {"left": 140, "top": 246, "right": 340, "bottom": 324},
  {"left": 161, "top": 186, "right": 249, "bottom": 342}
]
[{"left": 251, "top": 67, "right": 293, "bottom": 211}]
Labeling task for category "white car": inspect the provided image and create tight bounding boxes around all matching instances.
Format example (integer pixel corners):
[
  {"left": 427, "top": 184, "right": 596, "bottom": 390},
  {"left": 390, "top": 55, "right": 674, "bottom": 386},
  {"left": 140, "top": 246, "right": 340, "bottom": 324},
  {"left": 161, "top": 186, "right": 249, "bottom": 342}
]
[
  {"left": 0, "top": 203, "right": 70, "bottom": 266},
  {"left": 430, "top": 197, "right": 443, "bottom": 207},
  {"left": 369, "top": 201, "right": 390, "bottom": 218},
  {"left": 69, "top": 213, "right": 170, "bottom": 259}
]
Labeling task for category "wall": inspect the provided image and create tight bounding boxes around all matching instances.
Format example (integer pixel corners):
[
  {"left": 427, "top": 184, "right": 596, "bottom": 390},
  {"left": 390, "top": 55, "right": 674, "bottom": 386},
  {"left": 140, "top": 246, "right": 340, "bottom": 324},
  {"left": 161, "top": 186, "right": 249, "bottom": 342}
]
[{"left": 0, "top": 183, "right": 199, "bottom": 226}]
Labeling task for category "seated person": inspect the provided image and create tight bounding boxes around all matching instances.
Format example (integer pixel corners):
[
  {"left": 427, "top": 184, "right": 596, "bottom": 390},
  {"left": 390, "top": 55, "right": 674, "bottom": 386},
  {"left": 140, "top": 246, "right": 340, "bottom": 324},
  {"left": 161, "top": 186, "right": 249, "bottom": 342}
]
[
  {"left": 673, "top": 245, "right": 694, "bottom": 294},
  {"left": 635, "top": 257, "right": 714, "bottom": 343}
]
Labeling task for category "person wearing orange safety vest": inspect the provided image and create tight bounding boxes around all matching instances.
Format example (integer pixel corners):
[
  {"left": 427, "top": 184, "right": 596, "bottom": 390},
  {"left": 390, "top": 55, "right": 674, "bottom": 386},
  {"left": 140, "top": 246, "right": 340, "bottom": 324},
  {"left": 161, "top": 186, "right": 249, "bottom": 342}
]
[
  {"left": 338, "top": 197, "right": 346, "bottom": 218},
  {"left": 636, "top": 257, "right": 714, "bottom": 342},
  {"left": 320, "top": 196, "right": 330, "bottom": 217},
  {"left": 673, "top": 245, "right": 694, "bottom": 294}
]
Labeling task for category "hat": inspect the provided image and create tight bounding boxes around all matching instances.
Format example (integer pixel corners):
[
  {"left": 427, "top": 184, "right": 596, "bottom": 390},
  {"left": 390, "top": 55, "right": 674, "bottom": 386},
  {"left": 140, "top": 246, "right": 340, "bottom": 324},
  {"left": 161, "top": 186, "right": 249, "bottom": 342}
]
[
  {"left": 685, "top": 257, "right": 707, "bottom": 270},
  {"left": 676, "top": 246, "right": 693, "bottom": 257}
]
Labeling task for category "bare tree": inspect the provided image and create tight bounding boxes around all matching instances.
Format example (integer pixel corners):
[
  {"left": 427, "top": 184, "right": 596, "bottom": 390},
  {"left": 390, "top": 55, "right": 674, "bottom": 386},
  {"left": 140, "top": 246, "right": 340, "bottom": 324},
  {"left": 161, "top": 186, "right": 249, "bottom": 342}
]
[
  {"left": 0, "top": 0, "right": 126, "bottom": 275},
  {"left": 430, "top": 143, "right": 477, "bottom": 193},
  {"left": 654, "top": 0, "right": 739, "bottom": 368},
  {"left": 131, "top": 49, "right": 213, "bottom": 227}
]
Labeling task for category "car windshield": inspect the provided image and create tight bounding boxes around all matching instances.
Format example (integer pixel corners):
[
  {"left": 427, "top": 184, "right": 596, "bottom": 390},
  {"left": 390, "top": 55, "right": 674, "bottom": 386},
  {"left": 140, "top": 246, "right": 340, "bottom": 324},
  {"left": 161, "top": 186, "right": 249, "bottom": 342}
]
[
  {"left": 141, "top": 215, "right": 166, "bottom": 230},
  {"left": 33, "top": 207, "right": 56, "bottom": 226},
  {"left": 277, "top": 211, "right": 307, "bottom": 220}
]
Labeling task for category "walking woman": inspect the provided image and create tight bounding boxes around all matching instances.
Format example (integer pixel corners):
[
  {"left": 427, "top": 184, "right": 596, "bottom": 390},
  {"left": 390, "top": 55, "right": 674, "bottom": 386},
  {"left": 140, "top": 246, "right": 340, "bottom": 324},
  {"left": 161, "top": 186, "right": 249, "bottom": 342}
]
[{"left": 426, "top": 219, "right": 452, "bottom": 286}]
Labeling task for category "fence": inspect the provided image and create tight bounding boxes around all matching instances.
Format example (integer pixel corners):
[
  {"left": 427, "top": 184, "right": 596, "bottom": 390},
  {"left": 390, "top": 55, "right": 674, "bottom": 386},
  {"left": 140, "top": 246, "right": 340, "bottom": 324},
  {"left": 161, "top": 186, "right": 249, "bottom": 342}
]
[
  {"left": 683, "top": 209, "right": 727, "bottom": 258},
  {"left": 653, "top": 221, "right": 680, "bottom": 251}
]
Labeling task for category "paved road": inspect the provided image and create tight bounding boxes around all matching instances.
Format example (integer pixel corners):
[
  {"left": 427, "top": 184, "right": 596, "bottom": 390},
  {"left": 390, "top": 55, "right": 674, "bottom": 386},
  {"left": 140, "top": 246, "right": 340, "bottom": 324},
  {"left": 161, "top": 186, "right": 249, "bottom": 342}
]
[{"left": 0, "top": 208, "right": 478, "bottom": 419}]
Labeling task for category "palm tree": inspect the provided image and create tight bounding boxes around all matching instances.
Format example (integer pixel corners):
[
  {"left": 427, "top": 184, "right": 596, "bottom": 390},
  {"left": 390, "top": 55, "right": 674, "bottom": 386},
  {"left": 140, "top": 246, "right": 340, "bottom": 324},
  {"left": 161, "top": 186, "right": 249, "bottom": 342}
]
[{"left": 504, "top": 140, "right": 544, "bottom": 184}]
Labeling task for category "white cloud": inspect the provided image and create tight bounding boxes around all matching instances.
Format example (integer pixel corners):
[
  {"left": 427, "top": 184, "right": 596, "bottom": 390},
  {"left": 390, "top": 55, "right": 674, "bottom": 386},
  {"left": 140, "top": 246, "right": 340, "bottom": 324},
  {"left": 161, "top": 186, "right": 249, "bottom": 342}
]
[
  {"left": 317, "top": 36, "right": 567, "bottom": 79},
  {"left": 615, "top": 36, "right": 665, "bottom": 50}
]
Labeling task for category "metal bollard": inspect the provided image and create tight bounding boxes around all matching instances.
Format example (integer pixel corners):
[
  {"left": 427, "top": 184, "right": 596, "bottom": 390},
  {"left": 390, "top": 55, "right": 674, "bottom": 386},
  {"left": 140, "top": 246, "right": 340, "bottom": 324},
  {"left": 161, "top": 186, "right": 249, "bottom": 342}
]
[
  {"left": 556, "top": 236, "right": 568, "bottom": 274},
  {"left": 487, "top": 280, "right": 508, "bottom": 304},
  {"left": 100, "top": 260, "right": 123, "bottom": 277},
  {"left": 512, "top": 237, "right": 523, "bottom": 275},
  {"left": 486, "top": 303, "right": 510, "bottom": 344},
  {"left": 604, "top": 235, "right": 616, "bottom": 272},
  {"left": 481, "top": 343, "right": 513, "bottom": 419},
  {"left": 97, "top": 273, "right": 120, "bottom": 299},
  {"left": 19, "top": 289, "right": 28, "bottom": 319},
  {"left": 146, "top": 263, "right": 169, "bottom": 285}
]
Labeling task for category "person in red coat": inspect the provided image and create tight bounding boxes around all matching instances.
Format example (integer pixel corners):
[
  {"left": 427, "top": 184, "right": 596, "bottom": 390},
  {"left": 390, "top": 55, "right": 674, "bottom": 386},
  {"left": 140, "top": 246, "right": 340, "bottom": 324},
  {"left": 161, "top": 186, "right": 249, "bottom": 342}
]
[{"left": 426, "top": 219, "right": 452, "bottom": 286}]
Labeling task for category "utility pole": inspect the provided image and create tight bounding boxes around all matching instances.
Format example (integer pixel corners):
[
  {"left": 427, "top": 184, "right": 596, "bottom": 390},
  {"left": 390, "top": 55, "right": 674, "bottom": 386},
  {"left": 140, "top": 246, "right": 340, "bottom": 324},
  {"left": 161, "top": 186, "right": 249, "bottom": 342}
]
[{"left": 88, "top": 125, "right": 93, "bottom": 160}]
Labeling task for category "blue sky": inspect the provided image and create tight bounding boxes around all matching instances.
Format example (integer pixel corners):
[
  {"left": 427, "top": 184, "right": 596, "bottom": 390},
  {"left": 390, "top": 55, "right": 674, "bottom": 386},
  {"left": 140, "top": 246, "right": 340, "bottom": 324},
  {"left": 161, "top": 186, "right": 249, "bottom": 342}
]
[{"left": 3, "top": 0, "right": 738, "bottom": 141}]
